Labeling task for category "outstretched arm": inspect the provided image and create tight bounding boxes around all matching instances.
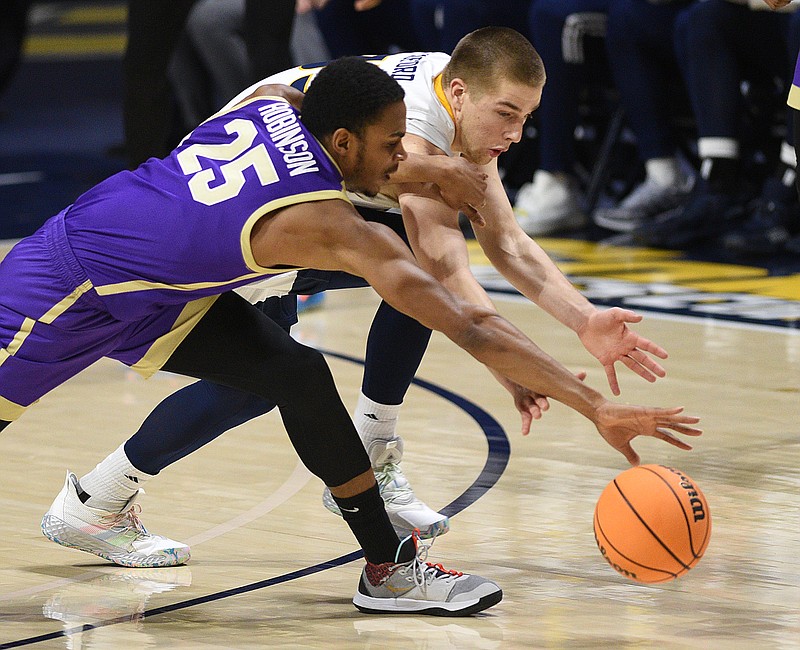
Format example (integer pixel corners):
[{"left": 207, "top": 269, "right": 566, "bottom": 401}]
[
  {"left": 395, "top": 171, "right": 551, "bottom": 428},
  {"left": 495, "top": 370, "right": 588, "bottom": 436},
  {"left": 575, "top": 308, "right": 667, "bottom": 395},
  {"left": 391, "top": 145, "right": 593, "bottom": 425},
  {"left": 251, "top": 200, "right": 701, "bottom": 464},
  {"left": 388, "top": 137, "right": 667, "bottom": 396},
  {"left": 342, "top": 218, "right": 700, "bottom": 465},
  {"left": 473, "top": 163, "right": 667, "bottom": 395}
]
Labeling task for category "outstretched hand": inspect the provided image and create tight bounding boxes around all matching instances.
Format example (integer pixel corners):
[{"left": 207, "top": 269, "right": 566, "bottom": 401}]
[
  {"left": 500, "top": 371, "right": 588, "bottom": 436},
  {"left": 593, "top": 402, "right": 702, "bottom": 466},
  {"left": 577, "top": 307, "right": 668, "bottom": 396}
]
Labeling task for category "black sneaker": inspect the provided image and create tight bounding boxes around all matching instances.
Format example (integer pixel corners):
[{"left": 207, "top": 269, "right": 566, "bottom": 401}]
[
  {"left": 593, "top": 176, "right": 694, "bottom": 233},
  {"left": 785, "top": 233, "right": 800, "bottom": 254},
  {"left": 633, "top": 188, "right": 745, "bottom": 249},
  {"left": 723, "top": 198, "right": 797, "bottom": 254}
]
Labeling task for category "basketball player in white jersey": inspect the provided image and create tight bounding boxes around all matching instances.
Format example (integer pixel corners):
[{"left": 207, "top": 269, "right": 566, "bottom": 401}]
[{"left": 228, "top": 26, "right": 671, "bottom": 524}]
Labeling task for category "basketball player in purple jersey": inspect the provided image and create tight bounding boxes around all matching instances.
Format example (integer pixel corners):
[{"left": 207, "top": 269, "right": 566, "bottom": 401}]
[
  {"left": 4, "top": 56, "right": 702, "bottom": 614},
  {"left": 65, "top": 27, "right": 684, "bottom": 552},
  {"left": 5, "top": 57, "right": 522, "bottom": 616}
]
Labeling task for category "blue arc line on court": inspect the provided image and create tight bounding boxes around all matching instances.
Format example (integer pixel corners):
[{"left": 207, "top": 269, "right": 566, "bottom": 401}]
[
  {"left": 322, "top": 348, "right": 511, "bottom": 520},
  {"left": 1, "top": 349, "right": 510, "bottom": 649}
]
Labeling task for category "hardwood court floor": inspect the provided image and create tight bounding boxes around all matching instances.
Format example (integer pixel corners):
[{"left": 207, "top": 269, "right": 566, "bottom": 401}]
[
  {"left": 1, "top": 249, "right": 798, "bottom": 648},
  {"left": 2, "top": 4, "right": 799, "bottom": 647}
]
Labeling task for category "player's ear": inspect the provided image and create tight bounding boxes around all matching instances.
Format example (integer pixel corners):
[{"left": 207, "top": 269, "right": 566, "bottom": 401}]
[
  {"left": 328, "top": 127, "right": 353, "bottom": 156},
  {"left": 449, "top": 77, "right": 467, "bottom": 109}
]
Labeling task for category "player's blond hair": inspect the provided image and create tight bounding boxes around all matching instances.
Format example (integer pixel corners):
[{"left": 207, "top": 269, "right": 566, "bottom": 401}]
[{"left": 443, "top": 27, "right": 545, "bottom": 96}]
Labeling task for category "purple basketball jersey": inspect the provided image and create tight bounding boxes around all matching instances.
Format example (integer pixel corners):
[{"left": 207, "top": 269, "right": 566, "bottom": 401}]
[
  {"left": 64, "top": 97, "right": 348, "bottom": 320},
  {"left": 0, "top": 97, "right": 349, "bottom": 416}
]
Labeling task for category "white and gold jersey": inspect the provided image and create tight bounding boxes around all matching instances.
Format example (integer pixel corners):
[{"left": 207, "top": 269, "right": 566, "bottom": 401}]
[{"left": 224, "top": 52, "right": 455, "bottom": 211}]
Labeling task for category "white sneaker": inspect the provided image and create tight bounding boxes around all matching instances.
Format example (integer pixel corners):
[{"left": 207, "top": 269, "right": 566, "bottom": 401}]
[
  {"left": 593, "top": 176, "right": 695, "bottom": 232},
  {"left": 353, "top": 530, "right": 502, "bottom": 616},
  {"left": 513, "top": 169, "right": 587, "bottom": 236},
  {"left": 322, "top": 441, "right": 449, "bottom": 539},
  {"left": 42, "top": 471, "right": 190, "bottom": 568}
]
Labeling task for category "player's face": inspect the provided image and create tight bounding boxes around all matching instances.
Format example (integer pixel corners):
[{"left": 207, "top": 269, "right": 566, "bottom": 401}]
[
  {"left": 455, "top": 80, "right": 542, "bottom": 165},
  {"left": 344, "top": 101, "right": 407, "bottom": 196}
]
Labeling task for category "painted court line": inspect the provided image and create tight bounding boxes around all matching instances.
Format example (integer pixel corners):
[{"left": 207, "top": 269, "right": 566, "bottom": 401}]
[
  {"left": 1, "top": 351, "right": 510, "bottom": 648},
  {"left": 0, "top": 460, "right": 312, "bottom": 603}
]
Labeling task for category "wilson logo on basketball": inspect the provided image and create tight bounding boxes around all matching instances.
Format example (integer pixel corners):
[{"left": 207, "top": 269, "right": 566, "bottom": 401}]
[
  {"left": 662, "top": 465, "right": 707, "bottom": 522},
  {"left": 593, "top": 464, "right": 712, "bottom": 584}
]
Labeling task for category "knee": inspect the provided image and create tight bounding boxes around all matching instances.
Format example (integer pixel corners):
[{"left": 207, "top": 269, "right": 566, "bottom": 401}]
[
  {"left": 256, "top": 295, "right": 298, "bottom": 333},
  {"left": 276, "top": 342, "right": 331, "bottom": 389},
  {"left": 199, "top": 380, "right": 272, "bottom": 416}
]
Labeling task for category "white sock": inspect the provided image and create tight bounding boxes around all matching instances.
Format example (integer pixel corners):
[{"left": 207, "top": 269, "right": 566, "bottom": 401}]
[
  {"left": 78, "top": 444, "right": 154, "bottom": 511},
  {"left": 353, "top": 392, "right": 403, "bottom": 468},
  {"left": 645, "top": 157, "right": 682, "bottom": 188},
  {"left": 697, "top": 136, "right": 739, "bottom": 161}
]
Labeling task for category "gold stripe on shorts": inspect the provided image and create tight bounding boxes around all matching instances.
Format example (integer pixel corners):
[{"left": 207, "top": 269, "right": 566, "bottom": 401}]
[
  {"left": 130, "top": 295, "right": 219, "bottom": 378},
  {"left": 0, "top": 280, "right": 94, "bottom": 369},
  {"left": 40, "top": 279, "right": 94, "bottom": 324},
  {"left": 0, "top": 393, "right": 27, "bottom": 421},
  {"left": 0, "top": 317, "right": 35, "bottom": 368}
]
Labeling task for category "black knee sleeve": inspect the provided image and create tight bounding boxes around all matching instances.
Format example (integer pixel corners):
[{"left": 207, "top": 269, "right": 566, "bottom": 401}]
[
  {"left": 163, "top": 293, "right": 370, "bottom": 487},
  {"left": 270, "top": 344, "right": 371, "bottom": 486}
]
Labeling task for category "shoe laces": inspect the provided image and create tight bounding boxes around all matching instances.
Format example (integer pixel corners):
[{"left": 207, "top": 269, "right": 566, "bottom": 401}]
[
  {"left": 99, "top": 503, "right": 148, "bottom": 535},
  {"left": 397, "top": 529, "right": 463, "bottom": 589},
  {"left": 375, "top": 462, "right": 414, "bottom": 502},
  {"left": 620, "top": 179, "right": 661, "bottom": 207}
]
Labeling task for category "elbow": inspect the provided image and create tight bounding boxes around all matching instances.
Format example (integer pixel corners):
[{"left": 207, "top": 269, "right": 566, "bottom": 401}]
[{"left": 450, "top": 306, "right": 503, "bottom": 354}]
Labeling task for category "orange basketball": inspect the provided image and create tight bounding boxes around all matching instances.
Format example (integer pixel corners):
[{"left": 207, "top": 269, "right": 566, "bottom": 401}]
[{"left": 593, "top": 464, "right": 711, "bottom": 584}]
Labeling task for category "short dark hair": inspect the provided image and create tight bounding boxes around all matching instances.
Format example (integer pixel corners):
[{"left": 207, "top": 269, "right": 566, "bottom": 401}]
[
  {"left": 301, "top": 57, "right": 405, "bottom": 140},
  {"left": 445, "top": 27, "right": 545, "bottom": 95}
]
